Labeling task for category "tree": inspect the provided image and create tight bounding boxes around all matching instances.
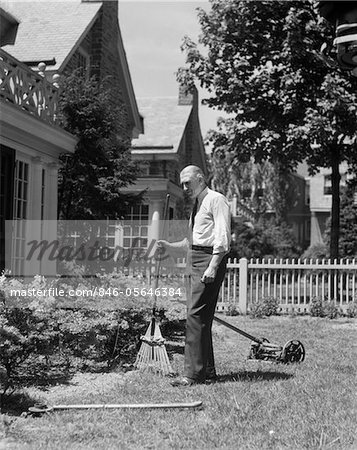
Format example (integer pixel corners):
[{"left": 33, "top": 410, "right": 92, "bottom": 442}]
[
  {"left": 209, "top": 141, "right": 299, "bottom": 218},
  {"left": 58, "top": 72, "right": 140, "bottom": 220},
  {"left": 324, "top": 182, "right": 357, "bottom": 258},
  {"left": 231, "top": 218, "right": 300, "bottom": 260},
  {"left": 178, "top": 0, "right": 357, "bottom": 258}
]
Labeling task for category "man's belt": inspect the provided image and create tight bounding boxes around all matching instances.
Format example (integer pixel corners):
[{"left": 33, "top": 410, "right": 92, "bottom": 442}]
[{"left": 191, "top": 245, "right": 213, "bottom": 254}]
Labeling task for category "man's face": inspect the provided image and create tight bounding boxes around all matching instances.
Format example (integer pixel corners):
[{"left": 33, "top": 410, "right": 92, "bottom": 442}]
[{"left": 180, "top": 170, "right": 202, "bottom": 199}]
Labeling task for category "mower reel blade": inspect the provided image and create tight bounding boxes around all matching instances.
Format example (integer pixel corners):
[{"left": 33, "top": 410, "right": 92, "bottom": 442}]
[{"left": 248, "top": 340, "right": 283, "bottom": 362}]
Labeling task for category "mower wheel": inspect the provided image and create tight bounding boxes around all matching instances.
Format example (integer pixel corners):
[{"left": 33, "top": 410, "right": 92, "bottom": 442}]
[{"left": 281, "top": 340, "right": 305, "bottom": 363}]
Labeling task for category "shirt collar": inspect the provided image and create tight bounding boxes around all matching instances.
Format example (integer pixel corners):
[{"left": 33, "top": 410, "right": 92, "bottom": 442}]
[{"left": 196, "top": 186, "right": 208, "bottom": 205}]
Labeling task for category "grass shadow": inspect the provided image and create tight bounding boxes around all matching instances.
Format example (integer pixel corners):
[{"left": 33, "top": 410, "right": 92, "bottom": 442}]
[
  {"left": 215, "top": 370, "right": 294, "bottom": 383},
  {"left": 12, "top": 369, "right": 75, "bottom": 390},
  {"left": 1, "top": 390, "right": 38, "bottom": 416}
]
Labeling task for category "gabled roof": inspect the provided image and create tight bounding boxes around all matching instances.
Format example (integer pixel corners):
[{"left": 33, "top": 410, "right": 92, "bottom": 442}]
[
  {"left": 0, "top": 0, "right": 101, "bottom": 71},
  {"left": 133, "top": 97, "right": 192, "bottom": 152}
]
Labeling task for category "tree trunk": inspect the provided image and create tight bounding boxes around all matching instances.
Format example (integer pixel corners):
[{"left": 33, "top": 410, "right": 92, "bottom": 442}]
[{"left": 329, "top": 146, "right": 341, "bottom": 259}]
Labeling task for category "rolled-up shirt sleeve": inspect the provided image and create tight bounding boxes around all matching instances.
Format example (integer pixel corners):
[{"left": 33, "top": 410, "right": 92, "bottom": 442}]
[{"left": 212, "top": 196, "right": 231, "bottom": 254}]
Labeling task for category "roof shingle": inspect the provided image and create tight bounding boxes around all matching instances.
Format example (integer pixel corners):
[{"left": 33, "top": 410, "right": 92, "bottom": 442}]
[
  {"left": 133, "top": 97, "right": 192, "bottom": 152},
  {"left": 1, "top": 0, "right": 101, "bottom": 71}
]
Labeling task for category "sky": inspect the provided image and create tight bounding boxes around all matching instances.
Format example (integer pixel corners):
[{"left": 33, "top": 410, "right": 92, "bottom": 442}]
[{"left": 118, "top": 0, "right": 223, "bottom": 138}]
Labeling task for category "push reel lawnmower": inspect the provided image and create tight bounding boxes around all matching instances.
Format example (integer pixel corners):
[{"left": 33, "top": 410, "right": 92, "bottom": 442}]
[{"left": 213, "top": 316, "right": 305, "bottom": 364}]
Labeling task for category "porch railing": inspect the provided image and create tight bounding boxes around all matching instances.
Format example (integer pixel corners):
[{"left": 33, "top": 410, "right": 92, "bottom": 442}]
[{"left": 0, "top": 49, "right": 59, "bottom": 125}]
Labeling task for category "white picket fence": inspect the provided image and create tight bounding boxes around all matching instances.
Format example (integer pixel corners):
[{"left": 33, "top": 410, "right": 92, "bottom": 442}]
[
  {"left": 117, "top": 257, "right": 357, "bottom": 314},
  {"left": 218, "top": 258, "right": 357, "bottom": 313}
]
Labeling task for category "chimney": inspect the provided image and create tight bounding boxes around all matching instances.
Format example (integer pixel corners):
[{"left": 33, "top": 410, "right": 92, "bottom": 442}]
[{"left": 178, "top": 84, "right": 194, "bottom": 106}]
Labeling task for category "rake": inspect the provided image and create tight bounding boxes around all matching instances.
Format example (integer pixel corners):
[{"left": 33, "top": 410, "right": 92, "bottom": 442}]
[{"left": 134, "top": 194, "right": 174, "bottom": 375}]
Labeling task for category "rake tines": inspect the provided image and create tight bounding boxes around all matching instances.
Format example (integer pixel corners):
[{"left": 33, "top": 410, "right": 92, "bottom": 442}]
[{"left": 134, "top": 316, "right": 174, "bottom": 376}]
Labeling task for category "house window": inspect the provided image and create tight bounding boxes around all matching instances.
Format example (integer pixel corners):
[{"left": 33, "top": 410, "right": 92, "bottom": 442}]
[
  {"left": 76, "top": 48, "right": 90, "bottom": 78},
  {"left": 323, "top": 175, "right": 332, "bottom": 195},
  {"left": 139, "top": 162, "right": 149, "bottom": 176},
  {"left": 124, "top": 204, "right": 149, "bottom": 252},
  {"left": 41, "top": 168, "right": 46, "bottom": 220},
  {"left": 0, "top": 147, "right": 15, "bottom": 271},
  {"left": 14, "top": 160, "right": 29, "bottom": 220},
  {"left": 305, "top": 219, "right": 311, "bottom": 241},
  {"left": 305, "top": 180, "right": 310, "bottom": 205},
  {"left": 12, "top": 160, "right": 29, "bottom": 275},
  {"left": 149, "top": 161, "right": 163, "bottom": 176},
  {"left": 324, "top": 173, "right": 347, "bottom": 195}
]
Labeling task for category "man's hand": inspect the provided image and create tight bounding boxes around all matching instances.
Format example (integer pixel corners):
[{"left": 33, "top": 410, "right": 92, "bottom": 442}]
[
  {"left": 156, "top": 239, "right": 171, "bottom": 251},
  {"left": 157, "top": 238, "right": 189, "bottom": 257},
  {"left": 200, "top": 252, "right": 226, "bottom": 283},
  {"left": 201, "top": 266, "right": 218, "bottom": 284}
]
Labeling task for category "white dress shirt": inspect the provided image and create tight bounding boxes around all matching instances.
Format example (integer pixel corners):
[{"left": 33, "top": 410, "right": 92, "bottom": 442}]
[{"left": 191, "top": 187, "right": 231, "bottom": 254}]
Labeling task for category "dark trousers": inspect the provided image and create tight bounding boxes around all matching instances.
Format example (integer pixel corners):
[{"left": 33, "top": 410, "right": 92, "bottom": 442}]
[{"left": 184, "top": 249, "right": 227, "bottom": 381}]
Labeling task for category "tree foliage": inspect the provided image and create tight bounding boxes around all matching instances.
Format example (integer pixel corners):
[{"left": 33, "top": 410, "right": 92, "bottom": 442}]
[
  {"left": 210, "top": 148, "right": 299, "bottom": 219},
  {"left": 231, "top": 219, "right": 300, "bottom": 260},
  {"left": 178, "top": 0, "right": 357, "bottom": 257},
  {"left": 58, "top": 72, "right": 140, "bottom": 220},
  {"left": 339, "top": 185, "right": 357, "bottom": 258}
]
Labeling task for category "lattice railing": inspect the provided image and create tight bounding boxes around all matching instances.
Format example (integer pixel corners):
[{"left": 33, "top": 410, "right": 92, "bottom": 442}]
[{"left": 0, "top": 49, "right": 59, "bottom": 125}]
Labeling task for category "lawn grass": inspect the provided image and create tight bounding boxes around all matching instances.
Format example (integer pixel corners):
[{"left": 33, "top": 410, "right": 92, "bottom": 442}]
[{"left": 1, "top": 315, "right": 356, "bottom": 449}]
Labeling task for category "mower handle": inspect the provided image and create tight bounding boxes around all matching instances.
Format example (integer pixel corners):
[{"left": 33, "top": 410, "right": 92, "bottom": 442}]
[{"left": 213, "top": 315, "right": 263, "bottom": 344}]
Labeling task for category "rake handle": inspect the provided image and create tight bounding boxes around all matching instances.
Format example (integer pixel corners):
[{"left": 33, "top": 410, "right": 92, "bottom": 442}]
[
  {"left": 51, "top": 401, "right": 202, "bottom": 410},
  {"left": 151, "top": 194, "right": 170, "bottom": 324},
  {"left": 154, "top": 194, "right": 171, "bottom": 289}
]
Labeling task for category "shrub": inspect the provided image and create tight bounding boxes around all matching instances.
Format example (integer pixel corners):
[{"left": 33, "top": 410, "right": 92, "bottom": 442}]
[
  {"left": 301, "top": 243, "right": 329, "bottom": 260},
  {"left": 346, "top": 301, "right": 357, "bottom": 318},
  {"left": 225, "top": 303, "right": 240, "bottom": 316},
  {"left": 310, "top": 297, "right": 341, "bottom": 319},
  {"left": 249, "top": 296, "right": 278, "bottom": 318},
  {"left": 309, "top": 297, "right": 324, "bottom": 317},
  {"left": 0, "top": 307, "right": 72, "bottom": 392},
  {"left": 0, "top": 273, "right": 185, "bottom": 391}
]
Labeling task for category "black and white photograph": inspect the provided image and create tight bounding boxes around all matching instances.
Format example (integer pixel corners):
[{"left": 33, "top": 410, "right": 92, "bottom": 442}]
[{"left": 0, "top": 0, "right": 356, "bottom": 448}]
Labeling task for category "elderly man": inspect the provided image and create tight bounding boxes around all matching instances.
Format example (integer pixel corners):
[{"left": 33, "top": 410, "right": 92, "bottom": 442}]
[{"left": 158, "top": 165, "right": 231, "bottom": 386}]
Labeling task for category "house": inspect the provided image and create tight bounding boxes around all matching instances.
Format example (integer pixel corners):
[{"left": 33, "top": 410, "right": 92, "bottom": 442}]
[
  {"left": 0, "top": 8, "right": 78, "bottom": 276},
  {"left": 0, "top": 0, "right": 143, "bottom": 276},
  {"left": 1, "top": 0, "right": 143, "bottom": 142},
  {"left": 125, "top": 86, "right": 208, "bottom": 251},
  {"left": 305, "top": 163, "right": 351, "bottom": 246}
]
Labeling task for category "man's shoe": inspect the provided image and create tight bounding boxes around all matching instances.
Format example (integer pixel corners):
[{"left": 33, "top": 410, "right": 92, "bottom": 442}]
[
  {"left": 170, "top": 376, "right": 199, "bottom": 387},
  {"left": 205, "top": 372, "right": 218, "bottom": 384}
]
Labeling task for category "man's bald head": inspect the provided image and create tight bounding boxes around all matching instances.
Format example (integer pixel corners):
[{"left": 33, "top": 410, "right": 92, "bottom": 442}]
[
  {"left": 180, "top": 165, "right": 207, "bottom": 199},
  {"left": 180, "top": 165, "right": 205, "bottom": 180}
]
